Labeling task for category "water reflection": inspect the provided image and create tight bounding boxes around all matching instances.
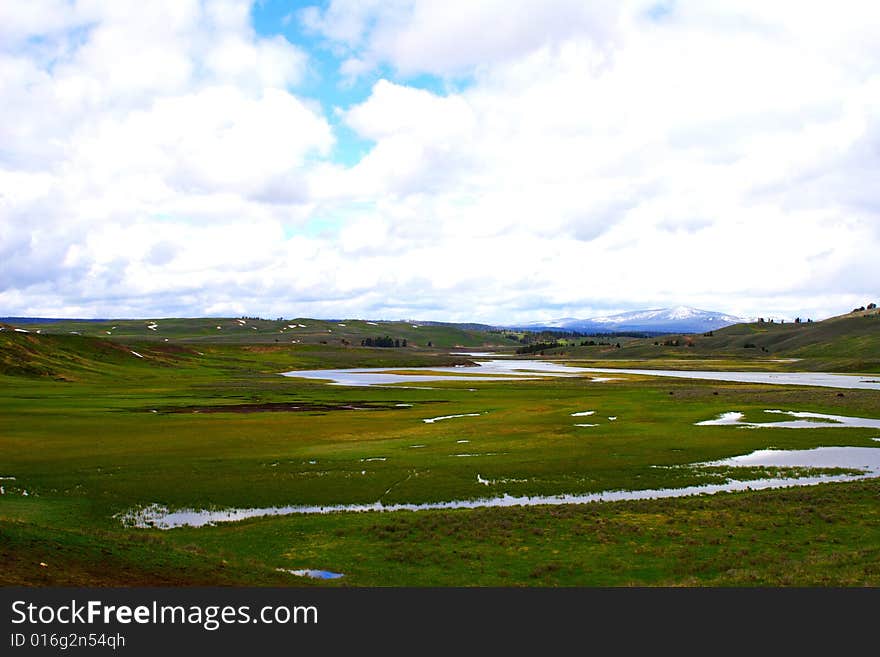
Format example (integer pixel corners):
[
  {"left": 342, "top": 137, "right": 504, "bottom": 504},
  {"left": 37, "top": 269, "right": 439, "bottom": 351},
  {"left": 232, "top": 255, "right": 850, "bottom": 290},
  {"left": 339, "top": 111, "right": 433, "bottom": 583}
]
[
  {"left": 281, "top": 359, "right": 880, "bottom": 390},
  {"left": 120, "top": 446, "right": 880, "bottom": 529}
]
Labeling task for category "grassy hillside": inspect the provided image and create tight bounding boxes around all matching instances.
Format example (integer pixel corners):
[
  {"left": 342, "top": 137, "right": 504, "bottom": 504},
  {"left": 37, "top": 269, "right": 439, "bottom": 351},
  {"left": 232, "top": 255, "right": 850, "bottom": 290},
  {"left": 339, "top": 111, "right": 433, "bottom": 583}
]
[
  {"left": 0, "top": 325, "right": 477, "bottom": 382},
  {"left": 710, "top": 308, "right": 880, "bottom": 359},
  {"left": 534, "top": 308, "right": 880, "bottom": 372},
  {"left": 5, "top": 305, "right": 879, "bottom": 376},
  {"left": 0, "top": 326, "right": 201, "bottom": 379},
  {"left": 2, "top": 316, "right": 503, "bottom": 349}
]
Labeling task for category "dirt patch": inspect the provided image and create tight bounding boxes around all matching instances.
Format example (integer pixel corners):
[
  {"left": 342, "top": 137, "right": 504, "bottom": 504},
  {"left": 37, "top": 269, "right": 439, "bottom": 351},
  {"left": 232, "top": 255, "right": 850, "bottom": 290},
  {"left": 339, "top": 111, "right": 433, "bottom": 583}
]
[
  {"left": 155, "top": 401, "right": 438, "bottom": 414},
  {"left": 146, "top": 342, "right": 201, "bottom": 356},
  {"left": 242, "top": 345, "right": 290, "bottom": 353}
]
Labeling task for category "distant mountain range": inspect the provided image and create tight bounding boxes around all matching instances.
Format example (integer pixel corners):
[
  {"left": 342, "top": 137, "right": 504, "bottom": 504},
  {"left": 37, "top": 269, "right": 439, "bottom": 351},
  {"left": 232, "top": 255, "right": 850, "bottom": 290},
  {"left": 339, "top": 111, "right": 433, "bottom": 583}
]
[
  {"left": 2, "top": 307, "right": 748, "bottom": 336},
  {"left": 511, "top": 306, "right": 748, "bottom": 334}
]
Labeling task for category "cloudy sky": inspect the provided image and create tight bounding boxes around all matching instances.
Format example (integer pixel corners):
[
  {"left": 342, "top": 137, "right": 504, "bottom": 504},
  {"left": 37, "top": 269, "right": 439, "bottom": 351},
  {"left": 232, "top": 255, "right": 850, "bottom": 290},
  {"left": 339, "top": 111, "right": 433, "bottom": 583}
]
[{"left": 2, "top": 1, "right": 878, "bottom": 323}]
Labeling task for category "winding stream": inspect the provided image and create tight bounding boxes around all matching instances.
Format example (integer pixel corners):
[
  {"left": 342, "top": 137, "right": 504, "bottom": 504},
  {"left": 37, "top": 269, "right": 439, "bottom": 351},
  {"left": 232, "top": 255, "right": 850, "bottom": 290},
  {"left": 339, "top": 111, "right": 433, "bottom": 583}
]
[
  {"left": 281, "top": 359, "right": 880, "bottom": 391},
  {"left": 117, "top": 359, "right": 880, "bottom": 529},
  {"left": 119, "top": 446, "right": 880, "bottom": 529}
]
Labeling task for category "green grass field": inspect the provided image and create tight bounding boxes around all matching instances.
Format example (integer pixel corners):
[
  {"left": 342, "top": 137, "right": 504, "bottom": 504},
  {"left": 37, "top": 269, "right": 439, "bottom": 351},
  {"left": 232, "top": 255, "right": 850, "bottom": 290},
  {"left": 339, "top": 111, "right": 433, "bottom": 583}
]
[{"left": 2, "top": 319, "right": 879, "bottom": 586}]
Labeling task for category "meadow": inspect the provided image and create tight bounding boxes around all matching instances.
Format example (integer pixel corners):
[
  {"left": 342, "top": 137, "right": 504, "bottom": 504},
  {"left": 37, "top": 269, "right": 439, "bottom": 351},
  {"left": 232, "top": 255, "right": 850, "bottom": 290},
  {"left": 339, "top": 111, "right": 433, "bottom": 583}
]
[{"left": 2, "top": 320, "right": 879, "bottom": 586}]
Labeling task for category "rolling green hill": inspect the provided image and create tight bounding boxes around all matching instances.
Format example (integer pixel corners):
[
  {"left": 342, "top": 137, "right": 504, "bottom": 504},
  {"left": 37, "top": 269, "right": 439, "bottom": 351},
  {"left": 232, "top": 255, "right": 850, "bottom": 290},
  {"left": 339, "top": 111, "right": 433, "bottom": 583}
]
[
  {"left": 0, "top": 323, "right": 479, "bottom": 382},
  {"left": 707, "top": 308, "right": 880, "bottom": 358},
  {"left": 2, "top": 317, "right": 502, "bottom": 349},
  {"left": 0, "top": 325, "right": 201, "bottom": 379},
  {"left": 672, "top": 307, "right": 879, "bottom": 363},
  {"left": 529, "top": 307, "right": 880, "bottom": 372},
  {"left": 4, "top": 306, "right": 879, "bottom": 377}
]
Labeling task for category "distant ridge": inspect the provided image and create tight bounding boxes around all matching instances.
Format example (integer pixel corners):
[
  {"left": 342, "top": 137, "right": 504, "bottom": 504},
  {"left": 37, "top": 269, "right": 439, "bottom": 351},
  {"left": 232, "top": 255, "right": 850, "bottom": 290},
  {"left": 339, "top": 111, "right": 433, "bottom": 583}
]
[
  {"left": 2, "top": 310, "right": 745, "bottom": 334},
  {"left": 0, "top": 317, "right": 110, "bottom": 324}
]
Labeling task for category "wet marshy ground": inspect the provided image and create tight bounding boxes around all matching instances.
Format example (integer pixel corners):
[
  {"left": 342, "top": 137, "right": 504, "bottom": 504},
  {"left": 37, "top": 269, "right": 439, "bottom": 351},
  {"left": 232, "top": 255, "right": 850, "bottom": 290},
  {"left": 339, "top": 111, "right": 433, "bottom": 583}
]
[{"left": 149, "top": 400, "right": 441, "bottom": 414}]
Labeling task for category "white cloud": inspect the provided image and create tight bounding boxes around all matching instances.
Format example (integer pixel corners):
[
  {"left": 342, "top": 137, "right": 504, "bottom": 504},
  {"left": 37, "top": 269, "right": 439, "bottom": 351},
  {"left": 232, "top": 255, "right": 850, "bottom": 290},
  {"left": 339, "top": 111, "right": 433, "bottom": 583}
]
[
  {"left": 70, "top": 86, "right": 332, "bottom": 195},
  {"left": 0, "top": 0, "right": 90, "bottom": 46},
  {"left": 2, "top": 2, "right": 879, "bottom": 322},
  {"left": 303, "top": 0, "right": 625, "bottom": 78},
  {"left": 0, "top": 1, "right": 336, "bottom": 317},
  {"left": 295, "top": 1, "right": 880, "bottom": 321}
]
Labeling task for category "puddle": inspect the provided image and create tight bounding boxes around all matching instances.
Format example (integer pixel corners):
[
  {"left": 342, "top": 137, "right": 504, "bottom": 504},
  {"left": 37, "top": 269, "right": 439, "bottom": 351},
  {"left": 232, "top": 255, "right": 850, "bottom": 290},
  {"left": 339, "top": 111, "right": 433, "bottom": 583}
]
[
  {"left": 423, "top": 413, "right": 482, "bottom": 424},
  {"left": 377, "top": 386, "right": 439, "bottom": 390},
  {"left": 456, "top": 440, "right": 470, "bottom": 444},
  {"left": 571, "top": 411, "right": 595, "bottom": 417},
  {"left": 574, "top": 423, "right": 598, "bottom": 427},
  {"left": 409, "top": 444, "right": 426, "bottom": 448},
  {"left": 477, "top": 474, "right": 528, "bottom": 486},
  {"left": 163, "top": 401, "right": 407, "bottom": 414},
  {"left": 697, "top": 410, "right": 880, "bottom": 429},
  {"left": 119, "top": 445, "right": 880, "bottom": 529},
  {"left": 697, "top": 411, "right": 746, "bottom": 426},
  {"left": 277, "top": 568, "right": 344, "bottom": 580},
  {"left": 701, "top": 446, "right": 880, "bottom": 471}
]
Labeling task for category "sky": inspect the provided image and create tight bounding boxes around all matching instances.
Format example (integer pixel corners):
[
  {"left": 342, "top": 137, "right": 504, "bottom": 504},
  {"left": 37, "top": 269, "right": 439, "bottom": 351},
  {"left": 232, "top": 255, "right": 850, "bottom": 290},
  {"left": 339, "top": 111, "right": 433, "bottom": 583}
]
[{"left": 1, "top": 0, "right": 879, "bottom": 324}]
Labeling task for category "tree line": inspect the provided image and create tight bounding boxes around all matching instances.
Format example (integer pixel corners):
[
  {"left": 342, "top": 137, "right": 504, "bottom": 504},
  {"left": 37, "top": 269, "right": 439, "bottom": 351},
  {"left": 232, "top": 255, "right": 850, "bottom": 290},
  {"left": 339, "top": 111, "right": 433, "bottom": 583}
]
[{"left": 361, "top": 336, "right": 407, "bottom": 348}]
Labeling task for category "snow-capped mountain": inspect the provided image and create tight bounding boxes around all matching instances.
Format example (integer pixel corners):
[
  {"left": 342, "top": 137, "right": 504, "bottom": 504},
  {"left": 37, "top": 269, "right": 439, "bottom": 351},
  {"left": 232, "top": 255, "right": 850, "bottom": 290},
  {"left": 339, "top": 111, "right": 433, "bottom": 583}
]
[
  {"left": 516, "top": 306, "right": 747, "bottom": 334},
  {"left": 519, "top": 317, "right": 581, "bottom": 329}
]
